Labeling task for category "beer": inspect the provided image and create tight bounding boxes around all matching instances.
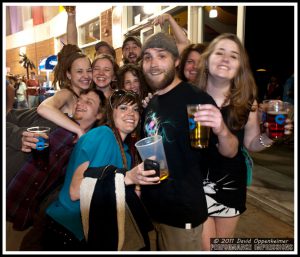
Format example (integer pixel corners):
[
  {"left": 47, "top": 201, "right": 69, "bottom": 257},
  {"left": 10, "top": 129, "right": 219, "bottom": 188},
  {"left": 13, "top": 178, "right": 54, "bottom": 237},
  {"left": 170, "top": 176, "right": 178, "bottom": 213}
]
[
  {"left": 266, "top": 111, "right": 287, "bottom": 140},
  {"left": 135, "top": 135, "right": 170, "bottom": 181},
  {"left": 187, "top": 104, "right": 210, "bottom": 149},
  {"left": 188, "top": 116, "right": 210, "bottom": 148},
  {"left": 159, "top": 169, "right": 169, "bottom": 181}
]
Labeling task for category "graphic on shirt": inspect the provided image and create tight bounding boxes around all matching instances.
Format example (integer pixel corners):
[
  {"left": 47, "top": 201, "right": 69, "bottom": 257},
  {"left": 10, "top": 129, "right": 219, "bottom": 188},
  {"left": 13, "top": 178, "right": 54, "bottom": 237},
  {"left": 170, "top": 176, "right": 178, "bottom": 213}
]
[
  {"left": 144, "top": 111, "right": 174, "bottom": 143},
  {"left": 203, "top": 170, "right": 240, "bottom": 216},
  {"left": 145, "top": 112, "right": 160, "bottom": 136},
  {"left": 206, "top": 195, "right": 240, "bottom": 216},
  {"left": 203, "top": 173, "right": 237, "bottom": 194}
]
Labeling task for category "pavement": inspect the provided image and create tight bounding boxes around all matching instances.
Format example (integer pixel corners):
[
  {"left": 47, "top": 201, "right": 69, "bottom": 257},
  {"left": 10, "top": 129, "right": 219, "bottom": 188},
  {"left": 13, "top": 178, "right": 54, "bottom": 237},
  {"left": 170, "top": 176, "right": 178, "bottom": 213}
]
[{"left": 235, "top": 141, "right": 295, "bottom": 239}]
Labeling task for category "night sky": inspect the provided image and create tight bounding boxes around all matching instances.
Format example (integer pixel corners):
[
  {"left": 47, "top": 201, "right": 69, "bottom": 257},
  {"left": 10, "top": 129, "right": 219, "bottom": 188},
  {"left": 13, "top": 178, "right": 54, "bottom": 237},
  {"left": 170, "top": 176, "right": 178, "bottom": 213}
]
[{"left": 244, "top": 6, "right": 295, "bottom": 100}]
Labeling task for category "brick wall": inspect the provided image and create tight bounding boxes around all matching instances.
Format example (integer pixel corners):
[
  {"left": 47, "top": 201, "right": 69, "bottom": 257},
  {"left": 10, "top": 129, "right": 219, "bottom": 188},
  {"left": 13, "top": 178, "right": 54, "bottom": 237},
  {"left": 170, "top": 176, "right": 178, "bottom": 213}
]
[
  {"left": 6, "top": 38, "right": 55, "bottom": 78},
  {"left": 100, "top": 8, "right": 122, "bottom": 64}
]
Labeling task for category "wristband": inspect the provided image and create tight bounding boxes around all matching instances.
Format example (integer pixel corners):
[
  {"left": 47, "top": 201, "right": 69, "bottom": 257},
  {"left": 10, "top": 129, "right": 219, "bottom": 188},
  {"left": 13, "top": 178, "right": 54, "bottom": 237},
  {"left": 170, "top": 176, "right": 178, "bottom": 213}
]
[{"left": 259, "top": 134, "right": 272, "bottom": 148}]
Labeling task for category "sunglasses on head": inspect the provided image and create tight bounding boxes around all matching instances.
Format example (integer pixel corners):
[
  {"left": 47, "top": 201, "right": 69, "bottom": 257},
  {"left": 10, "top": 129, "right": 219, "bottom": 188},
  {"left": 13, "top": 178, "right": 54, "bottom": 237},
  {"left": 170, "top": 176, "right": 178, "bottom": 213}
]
[{"left": 109, "top": 89, "right": 139, "bottom": 110}]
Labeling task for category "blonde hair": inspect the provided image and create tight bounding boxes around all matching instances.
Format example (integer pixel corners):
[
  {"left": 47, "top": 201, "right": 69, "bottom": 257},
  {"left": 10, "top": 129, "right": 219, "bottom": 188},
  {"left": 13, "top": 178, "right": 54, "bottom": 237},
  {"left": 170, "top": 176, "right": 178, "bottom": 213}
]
[
  {"left": 197, "top": 33, "right": 257, "bottom": 131},
  {"left": 91, "top": 53, "right": 119, "bottom": 90}
]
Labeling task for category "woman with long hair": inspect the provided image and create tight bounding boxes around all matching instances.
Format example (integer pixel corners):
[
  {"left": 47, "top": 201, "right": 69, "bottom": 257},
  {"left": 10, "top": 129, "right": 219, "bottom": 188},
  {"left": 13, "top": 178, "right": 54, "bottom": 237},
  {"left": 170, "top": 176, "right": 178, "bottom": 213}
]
[
  {"left": 44, "top": 89, "right": 159, "bottom": 250},
  {"left": 194, "top": 33, "right": 274, "bottom": 250},
  {"left": 37, "top": 44, "right": 92, "bottom": 138}
]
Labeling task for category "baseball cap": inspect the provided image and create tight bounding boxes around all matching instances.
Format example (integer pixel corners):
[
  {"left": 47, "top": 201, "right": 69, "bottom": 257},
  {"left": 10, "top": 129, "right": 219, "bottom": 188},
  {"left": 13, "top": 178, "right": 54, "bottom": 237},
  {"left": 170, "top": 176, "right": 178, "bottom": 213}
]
[
  {"left": 122, "top": 36, "right": 142, "bottom": 49},
  {"left": 95, "top": 41, "right": 116, "bottom": 59}
]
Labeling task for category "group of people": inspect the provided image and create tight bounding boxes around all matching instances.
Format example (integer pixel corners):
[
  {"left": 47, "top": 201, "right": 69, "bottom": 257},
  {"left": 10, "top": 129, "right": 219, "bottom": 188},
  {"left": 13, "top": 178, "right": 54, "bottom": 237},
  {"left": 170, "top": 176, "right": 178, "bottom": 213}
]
[
  {"left": 6, "top": 71, "right": 42, "bottom": 113},
  {"left": 6, "top": 8, "right": 293, "bottom": 252}
]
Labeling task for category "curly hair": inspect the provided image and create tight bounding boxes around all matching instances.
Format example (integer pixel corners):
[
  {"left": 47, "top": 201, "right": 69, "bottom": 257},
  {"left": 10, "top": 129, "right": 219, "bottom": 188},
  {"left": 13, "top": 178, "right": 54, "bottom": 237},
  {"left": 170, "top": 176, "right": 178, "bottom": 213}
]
[
  {"left": 52, "top": 44, "right": 90, "bottom": 90},
  {"left": 178, "top": 43, "right": 207, "bottom": 83},
  {"left": 117, "top": 63, "right": 152, "bottom": 99},
  {"left": 196, "top": 33, "right": 258, "bottom": 131}
]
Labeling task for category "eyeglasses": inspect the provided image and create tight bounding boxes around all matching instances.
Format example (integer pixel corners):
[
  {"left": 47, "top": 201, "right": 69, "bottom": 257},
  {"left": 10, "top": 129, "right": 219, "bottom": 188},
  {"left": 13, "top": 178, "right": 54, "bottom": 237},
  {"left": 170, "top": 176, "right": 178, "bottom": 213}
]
[{"left": 109, "top": 89, "right": 139, "bottom": 110}]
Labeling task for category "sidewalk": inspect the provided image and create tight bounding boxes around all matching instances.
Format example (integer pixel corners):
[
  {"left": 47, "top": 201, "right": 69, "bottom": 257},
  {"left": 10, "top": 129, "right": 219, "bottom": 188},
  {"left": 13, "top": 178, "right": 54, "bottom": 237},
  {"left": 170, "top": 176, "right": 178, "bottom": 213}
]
[{"left": 247, "top": 142, "right": 295, "bottom": 226}]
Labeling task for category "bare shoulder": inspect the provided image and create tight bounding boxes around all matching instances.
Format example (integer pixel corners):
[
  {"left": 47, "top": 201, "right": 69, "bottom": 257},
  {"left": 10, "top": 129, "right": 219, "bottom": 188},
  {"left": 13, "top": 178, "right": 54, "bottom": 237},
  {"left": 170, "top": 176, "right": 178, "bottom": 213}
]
[
  {"left": 41, "top": 89, "right": 75, "bottom": 108},
  {"left": 54, "top": 88, "right": 74, "bottom": 96}
]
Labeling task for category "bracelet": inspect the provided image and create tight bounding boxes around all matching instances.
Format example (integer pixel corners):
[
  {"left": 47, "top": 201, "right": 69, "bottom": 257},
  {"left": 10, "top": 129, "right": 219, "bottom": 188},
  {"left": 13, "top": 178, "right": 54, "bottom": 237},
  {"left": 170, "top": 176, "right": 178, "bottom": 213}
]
[{"left": 259, "top": 134, "right": 272, "bottom": 148}]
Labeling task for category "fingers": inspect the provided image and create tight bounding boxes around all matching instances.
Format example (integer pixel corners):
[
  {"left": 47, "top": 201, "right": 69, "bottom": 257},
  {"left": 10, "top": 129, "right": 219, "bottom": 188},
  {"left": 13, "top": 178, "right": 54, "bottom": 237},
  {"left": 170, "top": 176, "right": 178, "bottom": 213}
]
[
  {"left": 21, "top": 131, "right": 39, "bottom": 152},
  {"left": 152, "top": 15, "right": 164, "bottom": 26},
  {"left": 193, "top": 104, "right": 221, "bottom": 123},
  {"left": 136, "top": 163, "right": 160, "bottom": 185},
  {"left": 142, "top": 99, "right": 148, "bottom": 108},
  {"left": 21, "top": 145, "right": 33, "bottom": 152},
  {"left": 142, "top": 93, "right": 154, "bottom": 108}
]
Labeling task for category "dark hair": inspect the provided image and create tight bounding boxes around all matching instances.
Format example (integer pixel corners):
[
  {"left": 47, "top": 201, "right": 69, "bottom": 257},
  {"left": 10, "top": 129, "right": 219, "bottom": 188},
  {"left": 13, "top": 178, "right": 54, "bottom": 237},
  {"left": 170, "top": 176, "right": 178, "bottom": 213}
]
[
  {"left": 178, "top": 43, "right": 207, "bottom": 82},
  {"left": 94, "top": 41, "right": 116, "bottom": 60},
  {"left": 117, "top": 63, "right": 152, "bottom": 99},
  {"left": 107, "top": 89, "right": 142, "bottom": 168},
  {"left": 80, "top": 88, "right": 107, "bottom": 126}
]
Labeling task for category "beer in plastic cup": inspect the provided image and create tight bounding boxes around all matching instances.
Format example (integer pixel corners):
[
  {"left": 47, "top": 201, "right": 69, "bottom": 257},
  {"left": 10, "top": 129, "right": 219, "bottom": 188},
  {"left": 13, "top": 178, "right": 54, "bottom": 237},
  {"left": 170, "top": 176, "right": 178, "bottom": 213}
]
[{"left": 135, "top": 135, "right": 169, "bottom": 181}]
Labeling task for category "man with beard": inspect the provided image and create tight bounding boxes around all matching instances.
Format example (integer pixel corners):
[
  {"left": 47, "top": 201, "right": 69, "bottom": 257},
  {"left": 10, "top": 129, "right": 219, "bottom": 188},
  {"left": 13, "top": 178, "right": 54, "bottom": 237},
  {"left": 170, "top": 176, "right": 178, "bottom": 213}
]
[
  {"left": 121, "top": 36, "right": 142, "bottom": 65},
  {"left": 6, "top": 88, "right": 106, "bottom": 250},
  {"left": 139, "top": 32, "right": 238, "bottom": 250}
]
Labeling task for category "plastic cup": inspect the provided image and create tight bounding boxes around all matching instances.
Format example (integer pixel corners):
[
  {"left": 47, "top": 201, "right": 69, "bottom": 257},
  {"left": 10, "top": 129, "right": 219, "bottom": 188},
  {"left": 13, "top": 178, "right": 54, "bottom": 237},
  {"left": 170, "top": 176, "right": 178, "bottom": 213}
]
[
  {"left": 266, "top": 100, "right": 291, "bottom": 140},
  {"left": 27, "top": 126, "right": 50, "bottom": 150},
  {"left": 135, "top": 135, "right": 169, "bottom": 181},
  {"left": 27, "top": 126, "right": 51, "bottom": 164}
]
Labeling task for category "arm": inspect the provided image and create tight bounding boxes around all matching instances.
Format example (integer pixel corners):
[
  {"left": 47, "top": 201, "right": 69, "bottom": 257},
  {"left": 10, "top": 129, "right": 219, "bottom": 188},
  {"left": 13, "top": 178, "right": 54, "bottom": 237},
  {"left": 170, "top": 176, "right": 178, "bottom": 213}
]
[
  {"left": 194, "top": 104, "right": 239, "bottom": 157},
  {"left": 152, "top": 13, "right": 190, "bottom": 55},
  {"left": 65, "top": 6, "right": 78, "bottom": 45},
  {"left": 70, "top": 161, "right": 89, "bottom": 201},
  {"left": 37, "top": 90, "right": 84, "bottom": 138},
  {"left": 6, "top": 83, "right": 15, "bottom": 113},
  {"left": 6, "top": 113, "right": 25, "bottom": 151},
  {"left": 243, "top": 100, "right": 273, "bottom": 152},
  {"left": 70, "top": 161, "right": 160, "bottom": 201}
]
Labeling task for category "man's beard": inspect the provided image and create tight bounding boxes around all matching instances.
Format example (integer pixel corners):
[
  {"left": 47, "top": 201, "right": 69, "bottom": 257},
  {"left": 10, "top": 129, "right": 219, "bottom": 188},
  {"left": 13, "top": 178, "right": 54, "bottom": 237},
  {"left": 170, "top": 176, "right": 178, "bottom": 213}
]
[
  {"left": 72, "top": 113, "right": 82, "bottom": 121},
  {"left": 144, "top": 67, "right": 175, "bottom": 91}
]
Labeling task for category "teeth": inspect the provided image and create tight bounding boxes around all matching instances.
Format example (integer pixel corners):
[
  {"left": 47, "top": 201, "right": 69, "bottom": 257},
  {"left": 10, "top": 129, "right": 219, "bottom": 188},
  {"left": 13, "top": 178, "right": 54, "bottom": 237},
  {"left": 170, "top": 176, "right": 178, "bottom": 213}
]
[
  {"left": 219, "top": 65, "right": 229, "bottom": 70},
  {"left": 150, "top": 72, "right": 161, "bottom": 75},
  {"left": 125, "top": 120, "right": 134, "bottom": 123}
]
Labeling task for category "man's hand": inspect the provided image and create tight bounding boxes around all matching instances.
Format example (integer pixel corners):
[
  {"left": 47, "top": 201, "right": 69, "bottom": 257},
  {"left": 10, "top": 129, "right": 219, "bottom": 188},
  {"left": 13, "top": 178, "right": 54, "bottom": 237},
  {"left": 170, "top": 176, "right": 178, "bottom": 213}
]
[{"left": 21, "top": 131, "right": 45, "bottom": 152}]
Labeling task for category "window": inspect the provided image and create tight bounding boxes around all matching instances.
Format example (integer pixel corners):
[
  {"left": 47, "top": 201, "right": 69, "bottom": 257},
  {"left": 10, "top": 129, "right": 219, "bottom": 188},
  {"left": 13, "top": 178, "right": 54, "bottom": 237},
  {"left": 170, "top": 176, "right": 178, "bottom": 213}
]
[{"left": 79, "top": 18, "right": 100, "bottom": 45}]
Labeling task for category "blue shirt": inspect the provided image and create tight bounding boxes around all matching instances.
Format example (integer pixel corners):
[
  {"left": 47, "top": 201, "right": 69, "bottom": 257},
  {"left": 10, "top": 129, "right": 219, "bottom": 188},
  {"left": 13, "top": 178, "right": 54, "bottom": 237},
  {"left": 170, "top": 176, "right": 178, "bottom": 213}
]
[{"left": 46, "top": 126, "right": 131, "bottom": 240}]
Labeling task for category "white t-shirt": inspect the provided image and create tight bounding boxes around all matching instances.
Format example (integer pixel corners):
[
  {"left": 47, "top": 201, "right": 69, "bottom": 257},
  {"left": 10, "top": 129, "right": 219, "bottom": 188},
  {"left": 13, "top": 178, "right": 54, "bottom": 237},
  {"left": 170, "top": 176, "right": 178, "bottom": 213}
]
[{"left": 16, "top": 82, "right": 27, "bottom": 102}]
